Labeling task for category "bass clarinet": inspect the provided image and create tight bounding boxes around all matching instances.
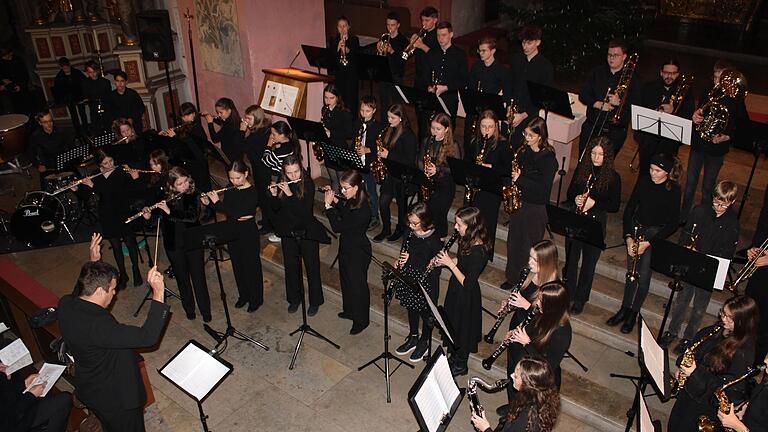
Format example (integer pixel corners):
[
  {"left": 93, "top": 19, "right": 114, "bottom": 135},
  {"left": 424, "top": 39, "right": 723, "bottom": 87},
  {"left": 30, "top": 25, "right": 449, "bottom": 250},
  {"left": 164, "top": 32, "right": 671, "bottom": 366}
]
[
  {"left": 484, "top": 268, "right": 530, "bottom": 343},
  {"left": 482, "top": 305, "right": 541, "bottom": 370},
  {"left": 467, "top": 376, "right": 509, "bottom": 428}
]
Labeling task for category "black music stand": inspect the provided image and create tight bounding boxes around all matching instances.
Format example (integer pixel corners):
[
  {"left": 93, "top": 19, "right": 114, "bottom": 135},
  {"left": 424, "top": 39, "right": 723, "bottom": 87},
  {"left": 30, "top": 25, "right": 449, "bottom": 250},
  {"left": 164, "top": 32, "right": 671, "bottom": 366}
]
[
  {"left": 649, "top": 239, "right": 719, "bottom": 340},
  {"left": 184, "top": 221, "right": 269, "bottom": 352},
  {"left": 735, "top": 118, "right": 768, "bottom": 220},
  {"left": 287, "top": 116, "right": 328, "bottom": 177},
  {"left": 158, "top": 339, "right": 233, "bottom": 432},
  {"left": 381, "top": 158, "right": 431, "bottom": 199},
  {"left": 356, "top": 53, "right": 394, "bottom": 97},
  {"left": 459, "top": 88, "right": 506, "bottom": 120},
  {"left": 408, "top": 346, "right": 464, "bottom": 432},
  {"left": 91, "top": 131, "right": 116, "bottom": 148},
  {"left": 301, "top": 44, "right": 335, "bottom": 73},
  {"left": 358, "top": 257, "right": 414, "bottom": 402},
  {"left": 446, "top": 157, "right": 503, "bottom": 206},
  {"left": 528, "top": 81, "right": 574, "bottom": 121},
  {"left": 394, "top": 85, "right": 449, "bottom": 116},
  {"left": 546, "top": 204, "right": 606, "bottom": 250},
  {"left": 55, "top": 144, "right": 90, "bottom": 171},
  {"left": 318, "top": 141, "right": 365, "bottom": 172}
]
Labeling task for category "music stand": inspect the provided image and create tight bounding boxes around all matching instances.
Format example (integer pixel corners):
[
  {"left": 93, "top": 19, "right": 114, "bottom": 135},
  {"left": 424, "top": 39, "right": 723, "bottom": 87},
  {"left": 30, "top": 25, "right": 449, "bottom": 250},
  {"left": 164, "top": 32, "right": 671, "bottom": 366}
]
[
  {"left": 356, "top": 53, "right": 394, "bottom": 83},
  {"left": 55, "top": 144, "right": 90, "bottom": 171},
  {"left": 358, "top": 257, "right": 414, "bottom": 402},
  {"left": 735, "top": 118, "right": 768, "bottom": 220},
  {"left": 301, "top": 44, "right": 335, "bottom": 73},
  {"left": 381, "top": 158, "right": 431, "bottom": 196},
  {"left": 546, "top": 204, "right": 606, "bottom": 250},
  {"left": 158, "top": 339, "right": 233, "bottom": 432},
  {"left": 287, "top": 116, "right": 328, "bottom": 177},
  {"left": 625, "top": 104, "right": 692, "bottom": 167},
  {"left": 318, "top": 141, "right": 365, "bottom": 172},
  {"left": 408, "top": 346, "right": 464, "bottom": 432},
  {"left": 184, "top": 221, "right": 269, "bottom": 352},
  {"left": 446, "top": 157, "right": 503, "bottom": 206},
  {"left": 394, "top": 85, "right": 449, "bottom": 116},
  {"left": 649, "top": 239, "right": 719, "bottom": 340},
  {"left": 91, "top": 131, "right": 116, "bottom": 148},
  {"left": 528, "top": 81, "right": 575, "bottom": 121},
  {"left": 458, "top": 88, "right": 506, "bottom": 120}
]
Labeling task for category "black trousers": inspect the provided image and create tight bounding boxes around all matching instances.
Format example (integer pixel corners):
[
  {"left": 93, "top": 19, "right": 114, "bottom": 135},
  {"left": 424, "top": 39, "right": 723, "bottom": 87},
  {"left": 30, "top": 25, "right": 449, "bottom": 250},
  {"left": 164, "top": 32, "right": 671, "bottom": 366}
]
[
  {"left": 93, "top": 406, "right": 145, "bottom": 432},
  {"left": 30, "top": 392, "right": 71, "bottom": 432},
  {"left": 339, "top": 242, "right": 371, "bottom": 326},
  {"left": 108, "top": 235, "right": 140, "bottom": 283},
  {"left": 474, "top": 190, "right": 501, "bottom": 261},
  {"left": 379, "top": 177, "right": 407, "bottom": 233},
  {"left": 564, "top": 212, "right": 604, "bottom": 304},
  {"left": 621, "top": 225, "right": 661, "bottom": 313},
  {"left": 505, "top": 203, "right": 548, "bottom": 283},
  {"left": 228, "top": 220, "right": 264, "bottom": 307},
  {"left": 281, "top": 237, "right": 324, "bottom": 308},
  {"left": 746, "top": 266, "right": 768, "bottom": 362},
  {"left": 167, "top": 247, "right": 210, "bottom": 316},
  {"left": 425, "top": 177, "right": 456, "bottom": 239}
]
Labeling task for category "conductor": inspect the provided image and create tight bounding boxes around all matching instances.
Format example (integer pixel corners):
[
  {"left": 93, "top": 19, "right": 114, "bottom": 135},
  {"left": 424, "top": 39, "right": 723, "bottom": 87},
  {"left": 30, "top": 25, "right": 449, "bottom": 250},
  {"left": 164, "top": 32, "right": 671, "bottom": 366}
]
[{"left": 57, "top": 245, "right": 170, "bottom": 431}]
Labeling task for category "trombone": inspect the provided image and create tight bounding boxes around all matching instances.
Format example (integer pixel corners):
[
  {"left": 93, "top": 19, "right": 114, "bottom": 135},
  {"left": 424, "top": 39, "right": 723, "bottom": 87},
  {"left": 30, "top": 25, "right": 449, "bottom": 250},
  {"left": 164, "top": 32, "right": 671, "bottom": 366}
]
[{"left": 727, "top": 237, "right": 768, "bottom": 294}]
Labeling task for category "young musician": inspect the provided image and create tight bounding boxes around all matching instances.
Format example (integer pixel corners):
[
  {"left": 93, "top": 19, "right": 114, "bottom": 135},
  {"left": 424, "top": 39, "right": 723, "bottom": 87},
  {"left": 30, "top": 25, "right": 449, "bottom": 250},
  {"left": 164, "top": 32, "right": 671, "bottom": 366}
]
[
  {"left": 578, "top": 39, "right": 641, "bottom": 156},
  {"left": 237, "top": 105, "right": 272, "bottom": 214},
  {"left": 373, "top": 103, "right": 418, "bottom": 242},
  {"left": 106, "top": 71, "right": 145, "bottom": 133},
  {"left": 436, "top": 206, "right": 491, "bottom": 376},
  {"left": 718, "top": 353, "right": 768, "bottom": 432},
  {"left": 112, "top": 118, "right": 146, "bottom": 168},
  {"left": 261, "top": 121, "right": 300, "bottom": 240},
  {"left": 668, "top": 295, "right": 759, "bottom": 432},
  {"left": 52, "top": 57, "right": 86, "bottom": 134},
  {"left": 467, "top": 109, "right": 511, "bottom": 258},
  {"left": 503, "top": 117, "right": 557, "bottom": 287},
  {"left": 377, "top": 12, "right": 408, "bottom": 122},
  {"left": 747, "top": 187, "right": 768, "bottom": 362},
  {"left": 353, "top": 95, "right": 383, "bottom": 229},
  {"left": 268, "top": 155, "right": 330, "bottom": 316},
  {"left": 322, "top": 83, "right": 354, "bottom": 191},
  {"left": 323, "top": 170, "right": 372, "bottom": 335},
  {"left": 328, "top": 16, "right": 360, "bottom": 112},
  {"left": 425, "top": 21, "right": 468, "bottom": 125},
  {"left": 142, "top": 167, "right": 210, "bottom": 321},
  {"left": 130, "top": 149, "right": 170, "bottom": 216},
  {"left": 471, "top": 356, "right": 561, "bottom": 432},
  {"left": 412, "top": 6, "right": 440, "bottom": 141},
  {"left": 564, "top": 137, "right": 621, "bottom": 314},
  {"left": 607, "top": 153, "right": 681, "bottom": 333},
  {"left": 682, "top": 61, "right": 749, "bottom": 220},
  {"left": 421, "top": 112, "right": 461, "bottom": 239},
  {"left": 201, "top": 160, "right": 264, "bottom": 312},
  {"left": 80, "top": 60, "right": 112, "bottom": 132},
  {"left": 662, "top": 181, "right": 740, "bottom": 354},
  {"left": 160, "top": 102, "right": 212, "bottom": 192},
  {"left": 77, "top": 149, "right": 142, "bottom": 289},
  {"left": 203, "top": 97, "right": 241, "bottom": 162},
  {"left": 393, "top": 203, "right": 443, "bottom": 362}
]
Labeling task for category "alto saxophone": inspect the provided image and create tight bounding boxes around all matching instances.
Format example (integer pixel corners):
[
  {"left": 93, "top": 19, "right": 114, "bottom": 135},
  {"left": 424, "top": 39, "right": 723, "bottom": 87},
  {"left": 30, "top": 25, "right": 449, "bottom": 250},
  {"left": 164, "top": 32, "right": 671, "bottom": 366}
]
[
  {"left": 482, "top": 305, "right": 541, "bottom": 370},
  {"left": 484, "top": 267, "right": 531, "bottom": 343},
  {"left": 465, "top": 136, "right": 488, "bottom": 205},
  {"left": 467, "top": 376, "right": 509, "bottom": 419},
  {"left": 371, "top": 127, "right": 387, "bottom": 184},
  {"left": 697, "top": 364, "right": 766, "bottom": 432},
  {"left": 502, "top": 144, "right": 524, "bottom": 215},
  {"left": 421, "top": 137, "right": 435, "bottom": 202},
  {"left": 670, "top": 325, "right": 722, "bottom": 396},
  {"left": 626, "top": 226, "right": 644, "bottom": 283},
  {"left": 354, "top": 123, "right": 365, "bottom": 158},
  {"left": 609, "top": 53, "right": 639, "bottom": 125}
]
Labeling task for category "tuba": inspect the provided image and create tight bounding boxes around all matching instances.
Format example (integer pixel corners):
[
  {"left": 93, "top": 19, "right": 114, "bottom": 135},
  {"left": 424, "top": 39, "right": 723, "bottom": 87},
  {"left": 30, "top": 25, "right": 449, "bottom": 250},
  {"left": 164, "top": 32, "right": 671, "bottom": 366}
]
[
  {"left": 609, "top": 53, "right": 639, "bottom": 125},
  {"left": 696, "top": 69, "right": 748, "bottom": 142},
  {"left": 371, "top": 128, "right": 388, "bottom": 184},
  {"left": 502, "top": 144, "right": 525, "bottom": 214},
  {"left": 671, "top": 325, "right": 722, "bottom": 396},
  {"left": 697, "top": 364, "right": 765, "bottom": 432}
]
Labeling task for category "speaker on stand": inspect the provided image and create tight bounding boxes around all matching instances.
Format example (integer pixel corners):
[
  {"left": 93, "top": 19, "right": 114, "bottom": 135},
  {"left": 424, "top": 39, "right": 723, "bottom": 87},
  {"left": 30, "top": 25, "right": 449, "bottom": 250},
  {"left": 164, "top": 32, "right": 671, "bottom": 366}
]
[{"left": 136, "top": 10, "right": 178, "bottom": 126}]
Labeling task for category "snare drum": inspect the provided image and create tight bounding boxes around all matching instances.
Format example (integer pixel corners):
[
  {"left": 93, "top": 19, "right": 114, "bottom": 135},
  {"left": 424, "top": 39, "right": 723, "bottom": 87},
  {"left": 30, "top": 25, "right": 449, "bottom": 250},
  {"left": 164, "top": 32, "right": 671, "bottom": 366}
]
[
  {"left": 42, "top": 171, "right": 77, "bottom": 194},
  {"left": 0, "top": 114, "right": 30, "bottom": 164},
  {"left": 10, "top": 191, "right": 67, "bottom": 246}
]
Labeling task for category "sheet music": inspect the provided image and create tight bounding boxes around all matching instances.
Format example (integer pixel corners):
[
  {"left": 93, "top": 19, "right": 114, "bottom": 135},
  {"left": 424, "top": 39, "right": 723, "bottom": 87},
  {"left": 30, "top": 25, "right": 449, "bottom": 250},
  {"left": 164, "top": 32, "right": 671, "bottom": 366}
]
[
  {"left": 0, "top": 322, "right": 8, "bottom": 333},
  {"left": 413, "top": 354, "right": 460, "bottom": 432},
  {"left": 160, "top": 343, "right": 230, "bottom": 401},
  {"left": 0, "top": 338, "right": 33, "bottom": 375},
  {"left": 638, "top": 391, "right": 655, "bottom": 432},
  {"left": 639, "top": 317, "right": 666, "bottom": 397},
  {"left": 436, "top": 94, "right": 450, "bottom": 115},
  {"left": 395, "top": 85, "right": 409, "bottom": 104},
  {"left": 24, "top": 363, "right": 66, "bottom": 396},
  {"left": 261, "top": 80, "right": 299, "bottom": 116},
  {"left": 706, "top": 255, "right": 731, "bottom": 291},
  {"left": 418, "top": 280, "right": 454, "bottom": 346}
]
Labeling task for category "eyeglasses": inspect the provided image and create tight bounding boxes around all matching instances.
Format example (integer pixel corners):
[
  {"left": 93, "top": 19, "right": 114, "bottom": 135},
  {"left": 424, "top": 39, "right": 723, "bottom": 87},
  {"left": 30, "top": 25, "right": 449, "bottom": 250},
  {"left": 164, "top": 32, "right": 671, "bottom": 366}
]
[
  {"left": 341, "top": 186, "right": 351, "bottom": 193},
  {"left": 712, "top": 198, "right": 732, "bottom": 209},
  {"left": 719, "top": 308, "right": 733, "bottom": 320}
]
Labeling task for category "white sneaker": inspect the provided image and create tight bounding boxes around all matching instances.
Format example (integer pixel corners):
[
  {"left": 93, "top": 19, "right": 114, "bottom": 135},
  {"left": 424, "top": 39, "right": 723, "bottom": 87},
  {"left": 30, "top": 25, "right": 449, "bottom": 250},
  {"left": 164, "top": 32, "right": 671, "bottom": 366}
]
[{"left": 268, "top": 234, "right": 281, "bottom": 243}]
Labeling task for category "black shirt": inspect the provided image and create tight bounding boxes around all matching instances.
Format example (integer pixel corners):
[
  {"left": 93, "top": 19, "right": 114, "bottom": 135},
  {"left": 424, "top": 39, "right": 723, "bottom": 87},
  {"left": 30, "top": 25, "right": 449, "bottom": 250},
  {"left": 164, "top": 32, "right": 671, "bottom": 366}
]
[
  {"left": 385, "top": 32, "right": 409, "bottom": 81},
  {"left": 327, "top": 33, "right": 360, "bottom": 74},
  {"left": 425, "top": 44, "right": 468, "bottom": 93},
  {"left": 680, "top": 205, "right": 739, "bottom": 259},
  {"left": 52, "top": 67, "right": 85, "bottom": 104},
  {"left": 207, "top": 116, "right": 240, "bottom": 162},
  {"left": 622, "top": 176, "right": 681, "bottom": 239},
  {"left": 516, "top": 147, "right": 558, "bottom": 205},
  {"left": 414, "top": 28, "right": 439, "bottom": 89},
  {"left": 268, "top": 176, "right": 330, "bottom": 244},
  {"left": 324, "top": 105, "right": 354, "bottom": 149},
  {"left": 30, "top": 127, "right": 68, "bottom": 168},
  {"left": 692, "top": 86, "right": 749, "bottom": 156},
  {"left": 743, "top": 381, "right": 768, "bottom": 431},
  {"left": 212, "top": 186, "right": 258, "bottom": 220},
  {"left": 636, "top": 78, "right": 696, "bottom": 146},
  {"left": 80, "top": 76, "right": 112, "bottom": 103},
  {"left": 509, "top": 52, "right": 554, "bottom": 117},
  {"left": 385, "top": 127, "right": 419, "bottom": 167},
  {"left": 468, "top": 59, "right": 511, "bottom": 102},
  {"left": 566, "top": 164, "right": 622, "bottom": 215},
  {"left": 107, "top": 87, "right": 145, "bottom": 132},
  {"left": 579, "top": 63, "right": 641, "bottom": 128}
]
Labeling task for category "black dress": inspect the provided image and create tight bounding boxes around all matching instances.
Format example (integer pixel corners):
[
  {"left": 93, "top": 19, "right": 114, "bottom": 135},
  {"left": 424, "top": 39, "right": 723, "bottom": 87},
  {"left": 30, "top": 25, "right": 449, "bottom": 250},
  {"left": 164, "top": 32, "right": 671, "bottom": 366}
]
[
  {"left": 326, "top": 199, "right": 372, "bottom": 328},
  {"left": 176, "top": 122, "right": 212, "bottom": 192},
  {"left": 269, "top": 177, "right": 331, "bottom": 308},
  {"left": 379, "top": 127, "right": 418, "bottom": 234},
  {"left": 211, "top": 186, "right": 265, "bottom": 308},
  {"left": 207, "top": 116, "right": 240, "bottom": 162},
  {"left": 240, "top": 127, "right": 271, "bottom": 205},
  {"left": 420, "top": 137, "right": 460, "bottom": 239},
  {"left": 394, "top": 230, "right": 443, "bottom": 337},
  {"left": 443, "top": 244, "right": 489, "bottom": 363},
  {"left": 106, "top": 88, "right": 146, "bottom": 133}
]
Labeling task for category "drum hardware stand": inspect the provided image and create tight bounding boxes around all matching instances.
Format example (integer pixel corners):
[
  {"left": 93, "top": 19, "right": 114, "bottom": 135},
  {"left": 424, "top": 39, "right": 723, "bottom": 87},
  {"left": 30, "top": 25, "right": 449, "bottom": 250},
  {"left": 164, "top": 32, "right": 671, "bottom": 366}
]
[{"left": 0, "top": 156, "right": 30, "bottom": 177}]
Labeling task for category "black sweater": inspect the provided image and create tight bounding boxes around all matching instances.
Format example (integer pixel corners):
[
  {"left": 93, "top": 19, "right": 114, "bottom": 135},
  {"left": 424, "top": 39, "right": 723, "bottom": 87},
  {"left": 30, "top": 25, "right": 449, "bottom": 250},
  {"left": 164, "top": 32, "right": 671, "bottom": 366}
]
[
  {"left": 579, "top": 63, "right": 641, "bottom": 128},
  {"left": 207, "top": 117, "right": 240, "bottom": 162},
  {"left": 516, "top": 147, "right": 558, "bottom": 205},
  {"left": 622, "top": 176, "right": 681, "bottom": 239},
  {"left": 107, "top": 88, "right": 145, "bottom": 131},
  {"left": 211, "top": 186, "right": 258, "bottom": 220},
  {"left": 679, "top": 205, "right": 739, "bottom": 258},
  {"left": 468, "top": 59, "right": 511, "bottom": 102},
  {"left": 268, "top": 176, "right": 330, "bottom": 244},
  {"left": 509, "top": 52, "right": 554, "bottom": 117},
  {"left": 566, "top": 165, "right": 622, "bottom": 215}
]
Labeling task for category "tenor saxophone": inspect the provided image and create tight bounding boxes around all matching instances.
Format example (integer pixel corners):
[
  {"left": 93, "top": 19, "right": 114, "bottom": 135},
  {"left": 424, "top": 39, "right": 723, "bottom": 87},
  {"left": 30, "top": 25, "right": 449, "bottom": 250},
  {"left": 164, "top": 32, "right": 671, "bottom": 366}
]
[
  {"left": 670, "top": 325, "right": 722, "bottom": 396},
  {"left": 502, "top": 144, "right": 524, "bottom": 215},
  {"left": 371, "top": 128, "right": 387, "bottom": 184},
  {"left": 697, "top": 364, "right": 766, "bottom": 432}
]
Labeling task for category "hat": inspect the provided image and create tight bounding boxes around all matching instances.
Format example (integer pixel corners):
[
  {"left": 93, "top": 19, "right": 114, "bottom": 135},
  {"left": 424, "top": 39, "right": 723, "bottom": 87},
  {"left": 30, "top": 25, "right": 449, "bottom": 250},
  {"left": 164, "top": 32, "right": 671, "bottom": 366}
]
[{"left": 650, "top": 153, "right": 674, "bottom": 173}]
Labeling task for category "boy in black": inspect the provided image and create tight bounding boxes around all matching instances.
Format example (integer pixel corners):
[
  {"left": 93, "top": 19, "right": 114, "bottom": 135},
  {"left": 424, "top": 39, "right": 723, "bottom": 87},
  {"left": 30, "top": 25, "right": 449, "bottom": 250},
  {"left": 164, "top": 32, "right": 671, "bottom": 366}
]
[
  {"left": 425, "top": 21, "right": 468, "bottom": 128},
  {"left": 353, "top": 96, "right": 383, "bottom": 229},
  {"left": 377, "top": 12, "right": 408, "bottom": 121}
]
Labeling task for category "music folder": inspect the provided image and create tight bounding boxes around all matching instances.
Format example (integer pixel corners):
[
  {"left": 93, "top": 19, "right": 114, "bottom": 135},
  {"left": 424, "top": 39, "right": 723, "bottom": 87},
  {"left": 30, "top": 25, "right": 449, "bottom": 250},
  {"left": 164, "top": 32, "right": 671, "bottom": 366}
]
[
  {"left": 408, "top": 347, "right": 464, "bottom": 432},
  {"left": 158, "top": 339, "right": 233, "bottom": 402}
]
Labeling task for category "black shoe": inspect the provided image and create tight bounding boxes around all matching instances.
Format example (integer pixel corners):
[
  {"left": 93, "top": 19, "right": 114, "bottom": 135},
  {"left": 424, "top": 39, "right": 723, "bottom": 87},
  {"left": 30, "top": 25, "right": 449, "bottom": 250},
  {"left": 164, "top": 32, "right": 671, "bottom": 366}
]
[
  {"left": 606, "top": 307, "right": 629, "bottom": 326},
  {"left": 495, "top": 404, "right": 510, "bottom": 417},
  {"left": 674, "top": 339, "right": 690, "bottom": 355},
  {"left": 570, "top": 301, "right": 585, "bottom": 315},
  {"left": 395, "top": 335, "right": 419, "bottom": 355},
  {"left": 450, "top": 362, "right": 468, "bottom": 376},
  {"left": 621, "top": 313, "right": 638, "bottom": 334},
  {"left": 387, "top": 227, "right": 404, "bottom": 242},
  {"left": 659, "top": 331, "right": 676, "bottom": 348},
  {"left": 288, "top": 303, "right": 300, "bottom": 313},
  {"left": 186, "top": 312, "right": 196, "bottom": 320},
  {"left": 350, "top": 322, "right": 369, "bottom": 335},
  {"left": 235, "top": 298, "right": 248, "bottom": 308},
  {"left": 338, "top": 311, "right": 352, "bottom": 320},
  {"left": 247, "top": 303, "right": 261, "bottom": 313},
  {"left": 409, "top": 339, "right": 429, "bottom": 362},
  {"left": 132, "top": 270, "right": 143, "bottom": 287},
  {"left": 372, "top": 230, "right": 390, "bottom": 243},
  {"left": 117, "top": 274, "right": 128, "bottom": 291},
  {"left": 307, "top": 305, "right": 319, "bottom": 316},
  {"left": 368, "top": 218, "right": 380, "bottom": 231},
  {"left": 202, "top": 313, "right": 212, "bottom": 323}
]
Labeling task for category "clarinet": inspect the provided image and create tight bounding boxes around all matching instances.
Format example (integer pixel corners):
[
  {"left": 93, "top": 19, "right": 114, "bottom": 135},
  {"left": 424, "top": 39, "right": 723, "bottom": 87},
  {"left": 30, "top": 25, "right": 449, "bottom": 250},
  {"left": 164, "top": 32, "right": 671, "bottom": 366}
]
[
  {"left": 482, "top": 305, "right": 541, "bottom": 370},
  {"left": 484, "top": 267, "right": 531, "bottom": 343},
  {"left": 422, "top": 231, "right": 459, "bottom": 275},
  {"left": 467, "top": 376, "right": 509, "bottom": 425}
]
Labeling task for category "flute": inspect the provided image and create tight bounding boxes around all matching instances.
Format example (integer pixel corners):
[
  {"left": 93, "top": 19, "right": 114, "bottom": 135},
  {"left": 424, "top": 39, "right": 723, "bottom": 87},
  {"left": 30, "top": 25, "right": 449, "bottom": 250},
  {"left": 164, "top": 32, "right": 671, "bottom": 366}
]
[
  {"left": 124, "top": 166, "right": 157, "bottom": 174},
  {"left": 51, "top": 167, "right": 120, "bottom": 195},
  {"left": 268, "top": 178, "right": 302, "bottom": 190},
  {"left": 317, "top": 187, "right": 346, "bottom": 201},
  {"left": 125, "top": 193, "right": 183, "bottom": 223},
  {"left": 200, "top": 186, "right": 236, "bottom": 198}
]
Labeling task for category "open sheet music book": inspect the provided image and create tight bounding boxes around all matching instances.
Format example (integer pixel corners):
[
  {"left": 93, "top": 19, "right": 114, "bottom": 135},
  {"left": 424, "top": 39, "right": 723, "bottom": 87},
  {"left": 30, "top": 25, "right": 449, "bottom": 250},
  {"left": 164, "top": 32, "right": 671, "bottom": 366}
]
[
  {"left": 0, "top": 338, "right": 33, "bottom": 375},
  {"left": 159, "top": 340, "right": 232, "bottom": 402},
  {"left": 24, "top": 363, "right": 66, "bottom": 396},
  {"left": 409, "top": 348, "right": 462, "bottom": 432}
]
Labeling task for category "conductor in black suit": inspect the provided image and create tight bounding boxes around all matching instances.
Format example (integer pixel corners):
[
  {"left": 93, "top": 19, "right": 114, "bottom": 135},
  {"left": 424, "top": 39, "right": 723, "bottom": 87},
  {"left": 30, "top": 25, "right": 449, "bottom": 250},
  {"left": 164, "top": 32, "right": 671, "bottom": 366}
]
[{"left": 57, "top": 254, "right": 170, "bottom": 432}]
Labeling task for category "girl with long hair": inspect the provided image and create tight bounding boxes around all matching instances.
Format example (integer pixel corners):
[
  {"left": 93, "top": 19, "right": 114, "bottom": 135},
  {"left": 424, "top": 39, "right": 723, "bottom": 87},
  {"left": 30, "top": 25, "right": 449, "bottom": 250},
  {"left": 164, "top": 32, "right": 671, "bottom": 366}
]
[
  {"left": 142, "top": 167, "right": 210, "bottom": 321},
  {"left": 607, "top": 153, "right": 681, "bottom": 334},
  {"left": 203, "top": 97, "right": 241, "bottom": 162},
  {"left": 421, "top": 112, "right": 462, "bottom": 239},
  {"left": 504, "top": 117, "right": 558, "bottom": 288},
  {"left": 261, "top": 121, "right": 300, "bottom": 238},
  {"left": 435, "top": 206, "right": 491, "bottom": 375},
  {"left": 111, "top": 117, "right": 146, "bottom": 167},
  {"left": 472, "top": 356, "right": 561, "bottom": 432},
  {"left": 268, "top": 155, "right": 330, "bottom": 316},
  {"left": 327, "top": 16, "right": 360, "bottom": 111},
  {"left": 323, "top": 170, "right": 372, "bottom": 334},
  {"left": 373, "top": 103, "right": 418, "bottom": 242},
  {"left": 564, "top": 137, "right": 621, "bottom": 314},
  {"left": 321, "top": 83, "right": 354, "bottom": 191},
  {"left": 393, "top": 202, "right": 443, "bottom": 362},
  {"left": 238, "top": 104, "right": 272, "bottom": 190},
  {"left": 201, "top": 159, "right": 264, "bottom": 312},
  {"left": 668, "top": 295, "right": 759, "bottom": 432},
  {"left": 159, "top": 102, "right": 212, "bottom": 191}
]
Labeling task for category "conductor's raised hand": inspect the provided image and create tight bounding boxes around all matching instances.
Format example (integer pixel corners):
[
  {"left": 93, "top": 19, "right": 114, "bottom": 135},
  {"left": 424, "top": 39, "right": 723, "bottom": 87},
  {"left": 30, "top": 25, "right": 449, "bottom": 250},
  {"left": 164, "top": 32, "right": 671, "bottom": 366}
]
[
  {"left": 89, "top": 233, "right": 103, "bottom": 262},
  {"left": 147, "top": 266, "right": 165, "bottom": 302}
]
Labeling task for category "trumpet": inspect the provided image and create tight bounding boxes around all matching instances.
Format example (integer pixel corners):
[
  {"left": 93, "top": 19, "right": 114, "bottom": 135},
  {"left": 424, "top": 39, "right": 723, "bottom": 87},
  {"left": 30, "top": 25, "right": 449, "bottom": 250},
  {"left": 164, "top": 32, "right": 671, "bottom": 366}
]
[
  {"left": 484, "top": 267, "right": 530, "bottom": 343},
  {"left": 268, "top": 178, "right": 302, "bottom": 191},
  {"left": 482, "top": 305, "right": 540, "bottom": 370},
  {"left": 377, "top": 32, "right": 391, "bottom": 56},
  {"left": 125, "top": 193, "right": 183, "bottom": 223},
  {"left": 200, "top": 186, "right": 236, "bottom": 198},
  {"left": 576, "top": 174, "right": 594, "bottom": 215},
  {"left": 726, "top": 236, "right": 768, "bottom": 294},
  {"left": 317, "top": 187, "right": 346, "bottom": 201},
  {"left": 687, "top": 223, "right": 699, "bottom": 251},
  {"left": 402, "top": 27, "right": 428, "bottom": 60},
  {"left": 626, "top": 226, "right": 644, "bottom": 283},
  {"left": 339, "top": 34, "right": 349, "bottom": 66}
]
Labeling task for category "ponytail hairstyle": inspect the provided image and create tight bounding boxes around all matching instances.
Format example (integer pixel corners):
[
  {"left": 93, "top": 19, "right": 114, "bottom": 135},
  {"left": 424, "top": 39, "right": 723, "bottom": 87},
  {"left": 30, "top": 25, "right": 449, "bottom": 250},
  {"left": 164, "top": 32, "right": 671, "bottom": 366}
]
[
  {"left": 278, "top": 154, "right": 306, "bottom": 200},
  {"left": 215, "top": 97, "right": 241, "bottom": 126},
  {"left": 270, "top": 121, "right": 302, "bottom": 160},
  {"left": 455, "top": 206, "right": 490, "bottom": 257},
  {"left": 228, "top": 158, "right": 252, "bottom": 184},
  {"left": 339, "top": 169, "right": 369, "bottom": 210}
]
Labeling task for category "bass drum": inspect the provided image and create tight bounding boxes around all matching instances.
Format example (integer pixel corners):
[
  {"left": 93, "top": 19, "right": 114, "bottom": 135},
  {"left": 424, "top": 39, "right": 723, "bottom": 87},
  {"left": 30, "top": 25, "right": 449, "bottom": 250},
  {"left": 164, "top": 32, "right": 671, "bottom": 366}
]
[
  {"left": 0, "top": 114, "right": 29, "bottom": 164},
  {"left": 11, "top": 192, "right": 67, "bottom": 246}
]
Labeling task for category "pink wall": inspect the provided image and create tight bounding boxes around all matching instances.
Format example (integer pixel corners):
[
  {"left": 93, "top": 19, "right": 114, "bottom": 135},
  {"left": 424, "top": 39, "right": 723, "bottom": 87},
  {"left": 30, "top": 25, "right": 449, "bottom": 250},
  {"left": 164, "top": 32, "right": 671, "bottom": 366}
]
[
  {"left": 176, "top": 0, "right": 326, "bottom": 116},
  {"left": 387, "top": 0, "right": 453, "bottom": 28}
]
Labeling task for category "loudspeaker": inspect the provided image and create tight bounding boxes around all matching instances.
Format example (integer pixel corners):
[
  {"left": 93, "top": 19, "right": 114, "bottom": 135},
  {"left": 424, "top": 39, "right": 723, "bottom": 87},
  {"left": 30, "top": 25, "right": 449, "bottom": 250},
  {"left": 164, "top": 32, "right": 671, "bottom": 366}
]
[{"left": 136, "top": 10, "right": 175, "bottom": 62}]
